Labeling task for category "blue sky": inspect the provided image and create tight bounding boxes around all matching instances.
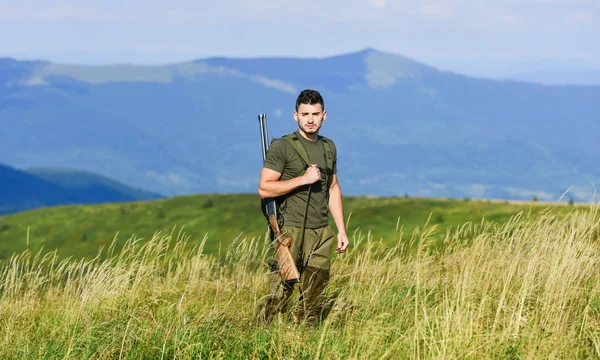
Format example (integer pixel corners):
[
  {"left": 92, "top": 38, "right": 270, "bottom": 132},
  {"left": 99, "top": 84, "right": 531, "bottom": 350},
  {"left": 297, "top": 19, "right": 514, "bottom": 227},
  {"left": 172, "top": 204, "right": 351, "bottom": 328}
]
[{"left": 0, "top": 0, "right": 598, "bottom": 77}]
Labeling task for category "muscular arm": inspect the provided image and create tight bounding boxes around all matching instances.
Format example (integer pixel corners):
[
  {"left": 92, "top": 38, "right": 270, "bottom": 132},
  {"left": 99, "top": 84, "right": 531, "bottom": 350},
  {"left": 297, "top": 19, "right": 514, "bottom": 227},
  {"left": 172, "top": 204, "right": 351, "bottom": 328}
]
[
  {"left": 328, "top": 174, "right": 349, "bottom": 252},
  {"left": 258, "top": 166, "right": 320, "bottom": 199}
]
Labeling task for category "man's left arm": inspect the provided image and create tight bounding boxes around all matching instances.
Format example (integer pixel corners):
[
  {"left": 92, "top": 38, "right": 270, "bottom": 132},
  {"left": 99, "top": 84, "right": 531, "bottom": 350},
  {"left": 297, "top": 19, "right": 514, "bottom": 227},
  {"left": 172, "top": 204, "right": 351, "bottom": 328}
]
[{"left": 328, "top": 174, "right": 349, "bottom": 253}]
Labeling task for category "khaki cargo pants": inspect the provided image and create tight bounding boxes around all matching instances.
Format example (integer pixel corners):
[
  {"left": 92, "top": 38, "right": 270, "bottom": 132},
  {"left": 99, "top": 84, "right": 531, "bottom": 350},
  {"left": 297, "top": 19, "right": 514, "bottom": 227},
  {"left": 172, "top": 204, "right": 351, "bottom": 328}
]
[{"left": 260, "top": 225, "right": 335, "bottom": 322}]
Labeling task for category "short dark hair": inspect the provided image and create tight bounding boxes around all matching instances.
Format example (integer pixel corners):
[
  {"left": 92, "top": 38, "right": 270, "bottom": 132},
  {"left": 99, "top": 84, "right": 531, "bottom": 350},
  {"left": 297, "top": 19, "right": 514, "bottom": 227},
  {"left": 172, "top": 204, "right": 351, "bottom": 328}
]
[{"left": 295, "top": 89, "right": 324, "bottom": 111}]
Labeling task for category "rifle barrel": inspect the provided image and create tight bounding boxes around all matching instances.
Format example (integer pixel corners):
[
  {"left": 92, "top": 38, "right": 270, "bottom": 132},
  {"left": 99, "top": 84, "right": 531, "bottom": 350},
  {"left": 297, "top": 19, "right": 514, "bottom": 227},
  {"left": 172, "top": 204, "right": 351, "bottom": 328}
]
[
  {"left": 258, "top": 113, "right": 277, "bottom": 216},
  {"left": 258, "top": 114, "right": 269, "bottom": 161}
]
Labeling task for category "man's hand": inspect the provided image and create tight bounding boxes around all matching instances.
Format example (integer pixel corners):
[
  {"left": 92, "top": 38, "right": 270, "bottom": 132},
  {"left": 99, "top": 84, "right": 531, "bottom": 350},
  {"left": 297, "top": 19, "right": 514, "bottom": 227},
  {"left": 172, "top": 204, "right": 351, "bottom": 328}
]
[
  {"left": 336, "top": 232, "right": 349, "bottom": 253},
  {"left": 303, "top": 164, "right": 321, "bottom": 185}
]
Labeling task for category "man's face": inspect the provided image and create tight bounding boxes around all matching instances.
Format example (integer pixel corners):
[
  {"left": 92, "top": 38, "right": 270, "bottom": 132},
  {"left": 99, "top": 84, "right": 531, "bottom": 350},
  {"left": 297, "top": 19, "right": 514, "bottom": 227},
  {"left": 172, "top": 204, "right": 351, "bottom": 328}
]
[{"left": 294, "top": 103, "right": 326, "bottom": 138}]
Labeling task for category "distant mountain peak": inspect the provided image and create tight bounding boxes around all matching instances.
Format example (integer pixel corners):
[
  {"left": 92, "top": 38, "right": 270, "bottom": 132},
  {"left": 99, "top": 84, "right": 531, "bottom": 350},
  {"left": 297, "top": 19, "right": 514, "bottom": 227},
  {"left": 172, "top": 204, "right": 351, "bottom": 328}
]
[
  {"left": 5, "top": 49, "right": 440, "bottom": 92},
  {"left": 350, "top": 47, "right": 380, "bottom": 56},
  {"left": 341, "top": 48, "right": 416, "bottom": 61},
  {"left": 355, "top": 49, "right": 439, "bottom": 88}
]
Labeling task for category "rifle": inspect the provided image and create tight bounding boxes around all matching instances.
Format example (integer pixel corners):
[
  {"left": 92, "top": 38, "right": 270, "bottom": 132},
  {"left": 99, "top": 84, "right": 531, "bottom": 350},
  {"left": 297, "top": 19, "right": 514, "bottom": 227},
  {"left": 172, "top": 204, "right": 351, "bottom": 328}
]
[{"left": 258, "top": 114, "right": 301, "bottom": 287}]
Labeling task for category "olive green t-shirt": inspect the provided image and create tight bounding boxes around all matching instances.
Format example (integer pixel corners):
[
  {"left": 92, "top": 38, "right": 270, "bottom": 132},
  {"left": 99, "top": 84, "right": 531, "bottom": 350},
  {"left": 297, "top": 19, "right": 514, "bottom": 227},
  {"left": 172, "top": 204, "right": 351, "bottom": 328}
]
[{"left": 263, "top": 131, "right": 337, "bottom": 228}]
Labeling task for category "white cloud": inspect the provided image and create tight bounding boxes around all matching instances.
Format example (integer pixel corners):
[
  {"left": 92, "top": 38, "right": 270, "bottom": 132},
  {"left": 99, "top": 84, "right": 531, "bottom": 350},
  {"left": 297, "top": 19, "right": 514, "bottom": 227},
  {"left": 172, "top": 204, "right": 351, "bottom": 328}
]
[
  {"left": 242, "top": 0, "right": 286, "bottom": 10},
  {"left": 0, "top": 4, "right": 25, "bottom": 18},
  {"left": 429, "top": 183, "right": 446, "bottom": 190},
  {"left": 418, "top": 189, "right": 433, "bottom": 196},
  {"left": 508, "top": 0, "right": 591, "bottom": 3},
  {"left": 567, "top": 11, "right": 594, "bottom": 24},
  {"left": 507, "top": 188, "right": 554, "bottom": 201},
  {"left": 145, "top": 171, "right": 192, "bottom": 187},
  {"left": 497, "top": 12, "right": 520, "bottom": 23},
  {"left": 38, "top": 5, "right": 100, "bottom": 21},
  {"left": 474, "top": 5, "right": 524, "bottom": 25},
  {"left": 368, "top": 0, "right": 388, "bottom": 9},
  {"left": 418, "top": 4, "right": 453, "bottom": 19},
  {"left": 1, "top": 0, "right": 598, "bottom": 69},
  {"left": 570, "top": 186, "right": 595, "bottom": 201},
  {"left": 0, "top": 4, "right": 101, "bottom": 21},
  {"left": 462, "top": 184, "right": 488, "bottom": 197}
]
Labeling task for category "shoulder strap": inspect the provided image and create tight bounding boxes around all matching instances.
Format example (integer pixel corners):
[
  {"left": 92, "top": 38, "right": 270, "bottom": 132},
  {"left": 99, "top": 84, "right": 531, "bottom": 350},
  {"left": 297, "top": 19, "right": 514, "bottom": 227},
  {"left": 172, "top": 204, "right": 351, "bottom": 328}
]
[
  {"left": 282, "top": 133, "right": 311, "bottom": 168},
  {"left": 318, "top": 136, "right": 334, "bottom": 174},
  {"left": 283, "top": 132, "right": 335, "bottom": 177}
]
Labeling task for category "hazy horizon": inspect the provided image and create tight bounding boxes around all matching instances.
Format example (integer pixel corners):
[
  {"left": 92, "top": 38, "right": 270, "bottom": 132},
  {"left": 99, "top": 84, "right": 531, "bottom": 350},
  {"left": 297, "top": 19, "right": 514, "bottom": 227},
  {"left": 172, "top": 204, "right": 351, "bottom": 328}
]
[{"left": 1, "top": 0, "right": 598, "bottom": 80}]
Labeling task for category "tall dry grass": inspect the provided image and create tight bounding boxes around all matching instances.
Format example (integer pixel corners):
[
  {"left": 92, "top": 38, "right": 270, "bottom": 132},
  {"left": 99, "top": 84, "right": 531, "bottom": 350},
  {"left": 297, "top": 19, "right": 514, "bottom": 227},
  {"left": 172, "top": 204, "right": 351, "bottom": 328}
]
[{"left": 0, "top": 205, "right": 599, "bottom": 359}]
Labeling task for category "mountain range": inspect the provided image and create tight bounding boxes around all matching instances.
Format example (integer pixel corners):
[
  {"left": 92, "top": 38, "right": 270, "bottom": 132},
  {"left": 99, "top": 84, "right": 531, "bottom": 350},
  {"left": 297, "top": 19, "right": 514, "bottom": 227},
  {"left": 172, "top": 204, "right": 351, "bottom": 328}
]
[
  {"left": 1, "top": 48, "right": 599, "bottom": 202},
  {"left": 509, "top": 69, "right": 600, "bottom": 86},
  {"left": 0, "top": 163, "right": 161, "bottom": 215}
]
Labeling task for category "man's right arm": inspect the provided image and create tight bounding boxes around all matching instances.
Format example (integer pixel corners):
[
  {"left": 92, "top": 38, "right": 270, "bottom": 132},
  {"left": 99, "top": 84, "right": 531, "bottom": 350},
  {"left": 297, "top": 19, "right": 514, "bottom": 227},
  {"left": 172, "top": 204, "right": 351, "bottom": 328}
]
[{"left": 258, "top": 166, "right": 320, "bottom": 199}]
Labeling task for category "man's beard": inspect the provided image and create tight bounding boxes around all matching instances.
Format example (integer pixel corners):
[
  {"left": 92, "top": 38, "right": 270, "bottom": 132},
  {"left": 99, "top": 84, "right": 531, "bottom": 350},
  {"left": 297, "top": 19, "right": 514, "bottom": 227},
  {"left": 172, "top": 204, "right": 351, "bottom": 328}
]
[{"left": 300, "top": 123, "right": 321, "bottom": 134}]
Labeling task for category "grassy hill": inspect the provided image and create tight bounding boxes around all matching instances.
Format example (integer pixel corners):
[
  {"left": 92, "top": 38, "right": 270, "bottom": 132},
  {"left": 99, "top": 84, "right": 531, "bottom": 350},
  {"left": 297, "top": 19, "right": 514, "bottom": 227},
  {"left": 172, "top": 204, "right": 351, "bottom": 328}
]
[
  {"left": 0, "top": 199, "right": 598, "bottom": 358},
  {"left": 0, "top": 193, "right": 582, "bottom": 260}
]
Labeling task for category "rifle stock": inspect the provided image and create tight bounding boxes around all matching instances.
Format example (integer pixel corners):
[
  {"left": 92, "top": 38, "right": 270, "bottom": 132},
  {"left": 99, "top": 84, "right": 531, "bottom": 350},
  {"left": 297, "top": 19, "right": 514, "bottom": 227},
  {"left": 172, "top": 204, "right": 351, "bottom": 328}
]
[
  {"left": 268, "top": 214, "right": 300, "bottom": 285},
  {"left": 258, "top": 114, "right": 301, "bottom": 286}
]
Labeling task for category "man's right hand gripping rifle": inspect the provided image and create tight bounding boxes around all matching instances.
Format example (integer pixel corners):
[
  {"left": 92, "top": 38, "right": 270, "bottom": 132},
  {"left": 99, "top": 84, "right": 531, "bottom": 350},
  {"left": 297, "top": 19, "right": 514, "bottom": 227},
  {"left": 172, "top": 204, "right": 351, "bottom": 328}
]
[{"left": 257, "top": 114, "right": 321, "bottom": 287}]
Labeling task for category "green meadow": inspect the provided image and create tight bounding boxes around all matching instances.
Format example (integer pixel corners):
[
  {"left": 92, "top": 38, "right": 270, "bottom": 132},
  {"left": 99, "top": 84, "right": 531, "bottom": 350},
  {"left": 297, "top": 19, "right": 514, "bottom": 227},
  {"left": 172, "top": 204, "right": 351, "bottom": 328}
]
[
  {"left": 0, "top": 194, "right": 577, "bottom": 260},
  {"left": 0, "top": 195, "right": 598, "bottom": 358}
]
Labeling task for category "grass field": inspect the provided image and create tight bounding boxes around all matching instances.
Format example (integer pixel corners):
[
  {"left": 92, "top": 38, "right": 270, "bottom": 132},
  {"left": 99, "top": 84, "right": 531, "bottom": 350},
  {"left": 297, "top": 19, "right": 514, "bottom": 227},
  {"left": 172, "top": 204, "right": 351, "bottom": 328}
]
[
  {"left": 0, "top": 200, "right": 598, "bottom": 358},
  {"left": 0, "top": 193, "right": 580, "bottom": 260}
]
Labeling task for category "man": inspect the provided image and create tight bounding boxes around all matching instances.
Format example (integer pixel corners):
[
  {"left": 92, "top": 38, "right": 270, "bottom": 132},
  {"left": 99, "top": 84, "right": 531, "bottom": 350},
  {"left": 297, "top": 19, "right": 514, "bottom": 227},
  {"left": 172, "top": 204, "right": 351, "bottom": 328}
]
[{"left": 258, "top": 89, "right": 349, "bottom": 322}]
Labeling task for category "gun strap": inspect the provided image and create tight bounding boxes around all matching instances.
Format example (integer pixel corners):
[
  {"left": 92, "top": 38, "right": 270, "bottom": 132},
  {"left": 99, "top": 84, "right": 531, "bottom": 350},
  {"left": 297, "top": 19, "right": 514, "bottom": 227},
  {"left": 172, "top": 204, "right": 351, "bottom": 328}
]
[
  {"left": 298, "top": 184, "right": 312, "bottom": 274},
  {"left": 282, "top": 133, "right": 313, "bottom": 274}
]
